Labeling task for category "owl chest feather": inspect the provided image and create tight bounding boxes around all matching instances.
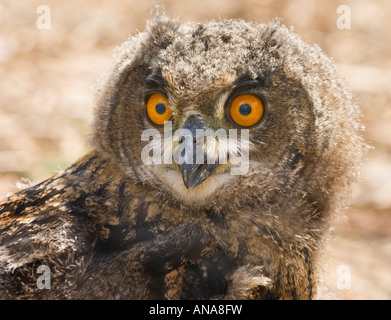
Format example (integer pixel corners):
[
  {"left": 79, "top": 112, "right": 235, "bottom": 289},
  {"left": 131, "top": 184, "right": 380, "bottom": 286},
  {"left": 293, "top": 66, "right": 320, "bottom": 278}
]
[{"left": 0, "top": 152, "right": 316, "bottom": 299}]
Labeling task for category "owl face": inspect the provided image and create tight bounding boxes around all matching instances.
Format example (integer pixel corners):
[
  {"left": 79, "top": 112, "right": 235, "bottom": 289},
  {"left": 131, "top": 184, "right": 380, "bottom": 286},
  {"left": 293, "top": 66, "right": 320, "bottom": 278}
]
[{"left": 93, "top": 15, "right": 362, "bottom": 212}]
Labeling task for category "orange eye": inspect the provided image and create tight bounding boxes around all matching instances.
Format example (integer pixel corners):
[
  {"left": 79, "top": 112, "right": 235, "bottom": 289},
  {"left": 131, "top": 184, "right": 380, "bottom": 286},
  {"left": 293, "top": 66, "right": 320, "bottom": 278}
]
[
  {"left": 229, "top": 94, "right": 264, "bottom": 127},
  {"left": 146, "top": 93, "right": 172, "bottom": 126}
]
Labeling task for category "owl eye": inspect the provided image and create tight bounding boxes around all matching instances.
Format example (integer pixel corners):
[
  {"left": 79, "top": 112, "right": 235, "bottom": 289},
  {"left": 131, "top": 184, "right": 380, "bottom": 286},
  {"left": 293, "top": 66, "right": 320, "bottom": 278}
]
[
  {"left": 146, "top": 93, "right": 172, "bottom": 126},
  {"left": 228, "top": 94, "right": 265, "bottom": 128}
]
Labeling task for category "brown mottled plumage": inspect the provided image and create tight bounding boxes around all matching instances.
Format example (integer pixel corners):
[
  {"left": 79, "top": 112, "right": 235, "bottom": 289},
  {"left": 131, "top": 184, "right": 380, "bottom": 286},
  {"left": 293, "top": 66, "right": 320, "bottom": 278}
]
[{"left": 0, "top": 13, "right": 364, "bottom": 299}]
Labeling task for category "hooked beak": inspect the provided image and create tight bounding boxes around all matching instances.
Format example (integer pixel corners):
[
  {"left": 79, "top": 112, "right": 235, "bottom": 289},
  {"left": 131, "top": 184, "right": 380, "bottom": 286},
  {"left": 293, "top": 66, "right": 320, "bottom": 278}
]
[
  {"left": 180, "top": 162, "right": 218, "bottom": 189},
  {"left": 177, "top": 114, "right": 218, "bottom": 189}
]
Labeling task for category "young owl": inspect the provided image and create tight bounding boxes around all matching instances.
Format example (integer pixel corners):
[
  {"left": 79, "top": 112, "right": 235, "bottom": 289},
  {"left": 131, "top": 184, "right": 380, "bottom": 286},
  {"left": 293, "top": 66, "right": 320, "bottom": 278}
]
[{"left": 0, "top": 13, "right": 364, "bottom": 299}]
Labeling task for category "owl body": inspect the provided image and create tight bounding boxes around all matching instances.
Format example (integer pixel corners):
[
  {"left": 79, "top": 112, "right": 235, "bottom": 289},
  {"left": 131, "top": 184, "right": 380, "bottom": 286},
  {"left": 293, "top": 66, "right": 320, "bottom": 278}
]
[{"left": 0, "top": 14, "right": 363, "bottom": 299}]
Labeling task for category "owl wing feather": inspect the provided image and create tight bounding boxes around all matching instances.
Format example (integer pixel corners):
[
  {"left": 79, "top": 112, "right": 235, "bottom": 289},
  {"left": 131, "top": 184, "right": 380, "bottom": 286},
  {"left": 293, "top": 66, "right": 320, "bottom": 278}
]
[{"left": 1, "top": 151, "right": 280, "bottom": 299}]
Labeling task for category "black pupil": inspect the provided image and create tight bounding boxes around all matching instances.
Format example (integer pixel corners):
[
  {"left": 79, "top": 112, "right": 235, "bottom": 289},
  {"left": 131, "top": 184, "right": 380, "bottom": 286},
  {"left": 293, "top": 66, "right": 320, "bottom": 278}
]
[
  {"left": 155, "top": 103, "right": 166, "bottom": 115},
  {"left": 239, "top": 103, "right": 252, "bottom": 116}
]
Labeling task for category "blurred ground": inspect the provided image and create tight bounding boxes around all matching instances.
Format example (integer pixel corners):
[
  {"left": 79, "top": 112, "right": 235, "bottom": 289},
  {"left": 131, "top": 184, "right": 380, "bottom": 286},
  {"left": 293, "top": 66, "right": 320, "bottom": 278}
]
[{"left": 0, "top": 0, "right": 390, "bottom": 299}]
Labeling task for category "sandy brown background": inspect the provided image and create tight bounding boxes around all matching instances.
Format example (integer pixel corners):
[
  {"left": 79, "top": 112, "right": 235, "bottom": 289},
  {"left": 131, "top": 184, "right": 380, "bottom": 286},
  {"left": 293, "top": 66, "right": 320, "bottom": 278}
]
[{"left": 1, "top": 0, "right": 390, "bottom": 299}]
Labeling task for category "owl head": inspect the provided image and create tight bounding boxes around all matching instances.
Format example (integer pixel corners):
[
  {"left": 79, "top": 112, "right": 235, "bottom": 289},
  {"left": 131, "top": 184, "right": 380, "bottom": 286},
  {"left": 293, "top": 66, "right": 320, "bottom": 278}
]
[{"left": 92, "top": 13, "right": 364, "bottom": 219}]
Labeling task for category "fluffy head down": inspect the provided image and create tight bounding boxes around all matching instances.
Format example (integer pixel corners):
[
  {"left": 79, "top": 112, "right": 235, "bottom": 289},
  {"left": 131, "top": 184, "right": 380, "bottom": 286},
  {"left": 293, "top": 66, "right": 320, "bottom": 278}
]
[{"left": 93, "top": 13, "right": 364, "bottom": 220}]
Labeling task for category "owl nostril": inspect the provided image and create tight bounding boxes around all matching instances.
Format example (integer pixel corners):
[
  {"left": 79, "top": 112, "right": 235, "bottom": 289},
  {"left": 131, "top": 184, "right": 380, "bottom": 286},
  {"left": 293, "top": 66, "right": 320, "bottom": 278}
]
[
  {"left": 181, "top": 114, "right": 206, "bottom": 137},
  {"left": 179, "top": 136, "right": 197, "bottom": 145}
]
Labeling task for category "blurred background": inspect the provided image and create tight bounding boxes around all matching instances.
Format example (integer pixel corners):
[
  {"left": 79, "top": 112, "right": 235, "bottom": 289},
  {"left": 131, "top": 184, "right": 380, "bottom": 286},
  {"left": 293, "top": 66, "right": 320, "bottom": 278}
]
[{"left": 0, "top": 0, "right": 390, "bottom": 299}]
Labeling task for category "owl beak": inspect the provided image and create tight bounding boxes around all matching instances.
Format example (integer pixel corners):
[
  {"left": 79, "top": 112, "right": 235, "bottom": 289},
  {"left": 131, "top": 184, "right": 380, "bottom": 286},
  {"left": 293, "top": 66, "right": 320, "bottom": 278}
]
[
  {"left": 180, "top": 162, "right": 218, "bottom": 189},
  {"left": 178, "top": 114, "right": 218, "bottom": 189}
]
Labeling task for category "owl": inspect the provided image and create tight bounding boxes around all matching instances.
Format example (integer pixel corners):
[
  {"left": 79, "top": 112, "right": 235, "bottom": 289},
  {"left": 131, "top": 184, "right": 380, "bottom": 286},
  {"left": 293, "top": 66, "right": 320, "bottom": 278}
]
[{"left": 0, "top": 13, "right": 364, "bottom": 300}]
